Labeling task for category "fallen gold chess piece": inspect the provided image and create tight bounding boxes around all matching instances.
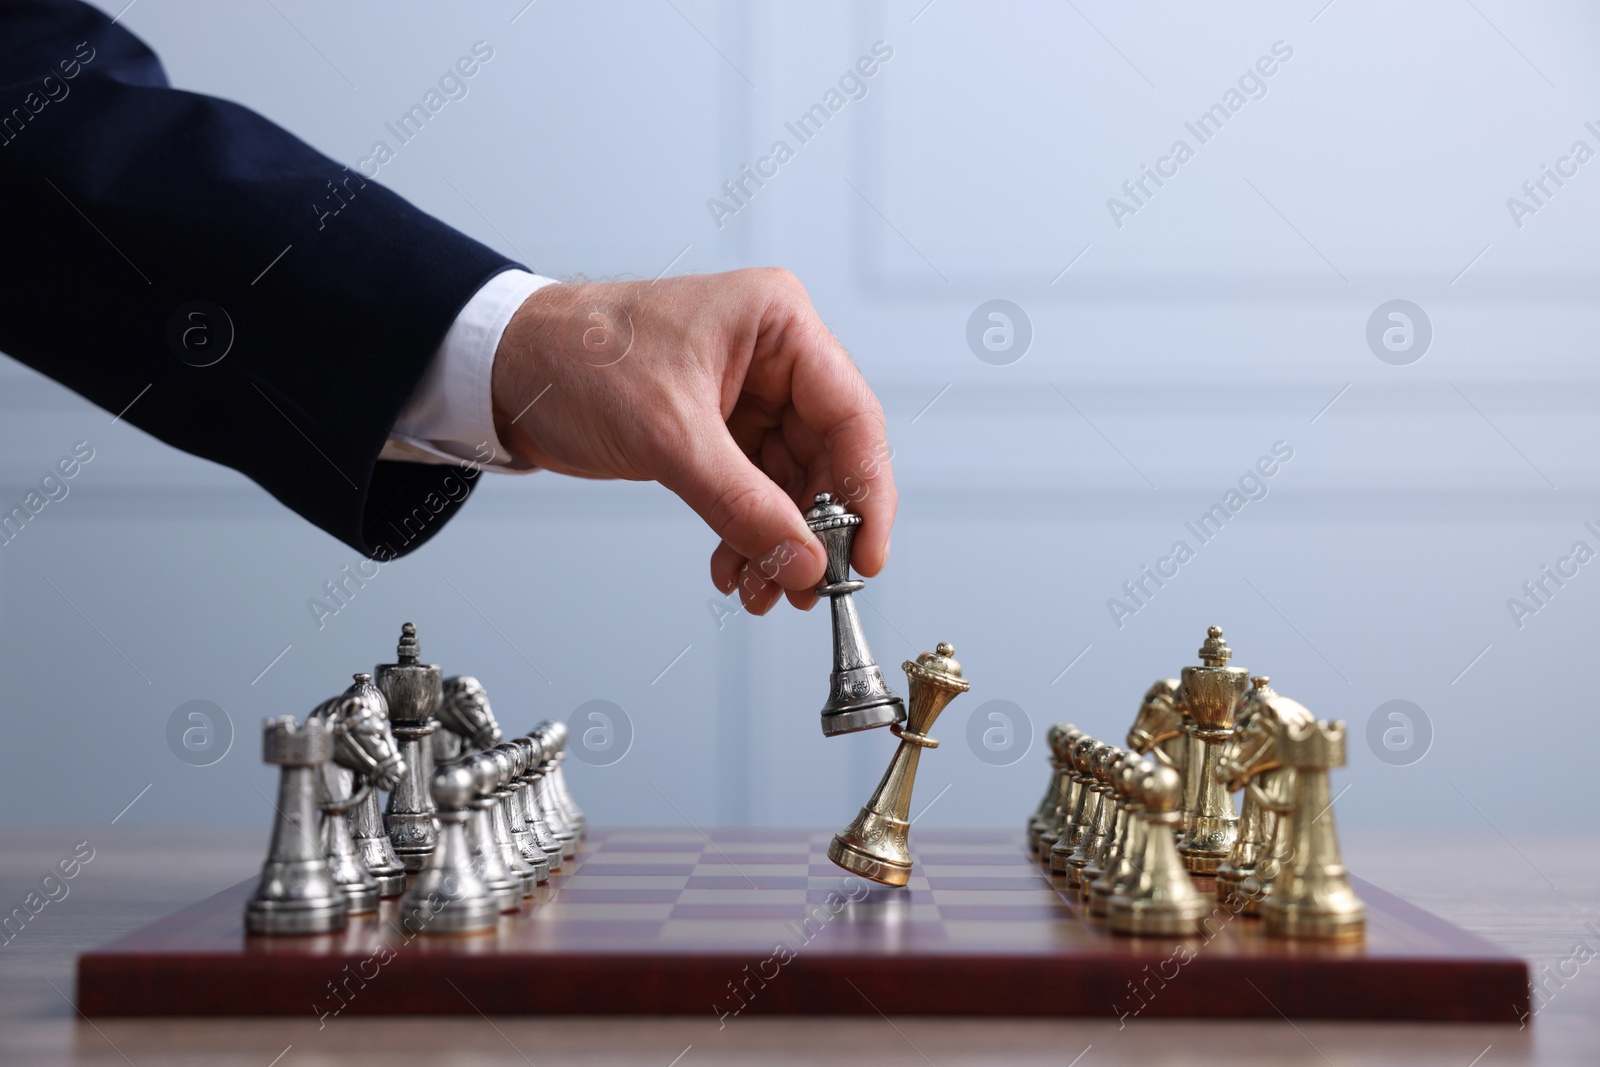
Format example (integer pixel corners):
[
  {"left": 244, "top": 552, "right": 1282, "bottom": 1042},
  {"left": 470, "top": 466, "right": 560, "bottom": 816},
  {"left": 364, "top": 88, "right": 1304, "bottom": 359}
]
[{"left": 828, "top": 642, "right": 969, "bottom": 886}]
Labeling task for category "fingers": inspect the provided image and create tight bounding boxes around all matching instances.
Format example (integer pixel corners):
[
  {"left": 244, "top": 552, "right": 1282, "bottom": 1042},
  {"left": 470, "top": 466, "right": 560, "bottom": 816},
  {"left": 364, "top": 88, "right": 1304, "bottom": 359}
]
[
  {"left": 710, "top": 540, "right": 744, "bottom": 596},
  {"left": 710, "top": 432, "right": 822, "bottom": 615},
  {"left": 738, "top": 566, "right": 784, "bottom": 615},
  {"left": 759, "top": 426, "right": 809, "bottom": 506},
  {"left": 779, "top": 408, "right": 828, "bottom": 496},
  {"left": 711, "top": 539, "right": 813, "bottom": 615},
  {"left": 785, "top": 586, "right": 819, "bottom": 612},
  {"left": 660, "top": 426, "right": 827, "bottom": 596},
  {"left": 778, "top": 323, "right": 897, "bottom": 578},
  {"left": 692, "top": 269, "right": 896, "bottom": 609},
  {"left": 833, "top": 419, "right": 895, "bottom": 577}
]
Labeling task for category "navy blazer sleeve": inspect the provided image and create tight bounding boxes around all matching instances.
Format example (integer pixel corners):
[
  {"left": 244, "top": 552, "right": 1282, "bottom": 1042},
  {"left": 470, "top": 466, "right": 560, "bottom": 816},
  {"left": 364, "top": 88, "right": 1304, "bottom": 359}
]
[{"left": 0, "top": 0, "right": 521, "bottom": 558}]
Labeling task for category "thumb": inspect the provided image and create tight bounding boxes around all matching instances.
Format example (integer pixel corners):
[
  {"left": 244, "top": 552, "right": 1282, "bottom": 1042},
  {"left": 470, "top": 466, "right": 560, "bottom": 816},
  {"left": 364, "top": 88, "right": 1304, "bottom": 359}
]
[{"left": 658, "top": 430, "right": 827, "bottom": 591}]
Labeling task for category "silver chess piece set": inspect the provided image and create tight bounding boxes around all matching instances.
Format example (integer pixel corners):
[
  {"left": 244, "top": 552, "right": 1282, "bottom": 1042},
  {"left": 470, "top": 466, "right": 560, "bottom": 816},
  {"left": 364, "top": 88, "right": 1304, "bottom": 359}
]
[
  {"left": 804, "top": 493, "right": 971, "bottom": 887},
  {"left": 1028, "top": 625, "right": 1364, "bottom": 939},
  {"left": 245, "top": 623, "right": 584, "bottom": 936}
]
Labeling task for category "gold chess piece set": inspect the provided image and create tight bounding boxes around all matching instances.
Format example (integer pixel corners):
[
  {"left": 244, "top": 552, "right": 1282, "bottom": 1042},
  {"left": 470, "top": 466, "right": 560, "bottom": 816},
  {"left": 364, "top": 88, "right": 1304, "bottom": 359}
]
[
  {"left": 806, "top": 493, "right": 970, "bottom": 887},
  {"left": 808, "top": 492, "right": 1360, "bottom": 923},
  {"left": 1028, "top": 626, "right": 1364, "bottom": 939}
]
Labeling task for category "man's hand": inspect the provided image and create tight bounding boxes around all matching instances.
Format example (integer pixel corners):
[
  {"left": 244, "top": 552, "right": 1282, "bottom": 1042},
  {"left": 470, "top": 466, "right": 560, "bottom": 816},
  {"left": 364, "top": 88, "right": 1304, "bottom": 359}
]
[{"left": 490, "top": 269, "right": 896, "bottom": 616}]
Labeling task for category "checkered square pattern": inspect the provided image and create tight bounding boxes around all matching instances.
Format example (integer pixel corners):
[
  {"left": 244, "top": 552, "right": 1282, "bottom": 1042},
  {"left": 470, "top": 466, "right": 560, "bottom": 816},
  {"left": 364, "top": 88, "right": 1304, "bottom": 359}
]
[
  {"left": 77, "top": 827, "right": 1530, "bottom": 1020},
  {"left": 530, "top": 828, "right": 1077, "bottom": 954}
]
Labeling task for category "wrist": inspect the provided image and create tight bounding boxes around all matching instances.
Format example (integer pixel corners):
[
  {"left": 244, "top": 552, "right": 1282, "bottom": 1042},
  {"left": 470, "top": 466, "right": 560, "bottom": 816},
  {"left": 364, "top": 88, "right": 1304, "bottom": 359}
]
[{"left": 491, "top": 281, "right": 573, "bottom": 463}]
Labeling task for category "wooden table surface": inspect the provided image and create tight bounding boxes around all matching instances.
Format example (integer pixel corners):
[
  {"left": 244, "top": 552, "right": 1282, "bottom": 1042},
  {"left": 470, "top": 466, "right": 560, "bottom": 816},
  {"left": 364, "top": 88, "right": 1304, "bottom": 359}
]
[{"left": 2, "top": 827, "right": 1596, "bottom": 1066}]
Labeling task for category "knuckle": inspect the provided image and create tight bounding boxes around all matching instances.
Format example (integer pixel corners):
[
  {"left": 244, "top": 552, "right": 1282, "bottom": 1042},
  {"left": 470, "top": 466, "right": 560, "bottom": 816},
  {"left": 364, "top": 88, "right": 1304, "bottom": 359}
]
[
  {"left": 750, "top": 266, "right": 807, "bottom": 302},
  {"left": 704, "top": 480, "right": 769, "bottom": 542},
  {"left": 761, "top": 266, "right": 802, "bottom": 288}
]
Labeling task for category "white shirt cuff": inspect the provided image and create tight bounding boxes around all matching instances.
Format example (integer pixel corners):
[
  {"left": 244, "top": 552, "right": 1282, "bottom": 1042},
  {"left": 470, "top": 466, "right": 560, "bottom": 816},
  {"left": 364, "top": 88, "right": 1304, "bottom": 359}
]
[{"left": 381, "top": 268, "right": 559, "bottom": 473}]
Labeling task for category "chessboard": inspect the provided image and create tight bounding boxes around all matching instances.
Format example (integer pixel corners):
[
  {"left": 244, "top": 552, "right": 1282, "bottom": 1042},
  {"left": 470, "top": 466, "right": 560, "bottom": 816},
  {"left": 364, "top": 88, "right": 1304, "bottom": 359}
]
[{"left": 78, "top": 827, "right": 1527, "bottom": 1021}]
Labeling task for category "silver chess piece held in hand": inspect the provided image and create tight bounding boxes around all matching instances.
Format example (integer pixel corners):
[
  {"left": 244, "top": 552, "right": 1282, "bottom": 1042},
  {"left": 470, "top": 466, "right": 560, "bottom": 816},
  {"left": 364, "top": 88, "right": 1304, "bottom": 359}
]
[
  {"left": 805, "top": 492, "right": 905, "bottom": 737},
  {"left": 376, "top": 622, "right": 443, "bottom": 872},
  {"left": 245, "top": 716, "right": 348, "bottom": 936}
]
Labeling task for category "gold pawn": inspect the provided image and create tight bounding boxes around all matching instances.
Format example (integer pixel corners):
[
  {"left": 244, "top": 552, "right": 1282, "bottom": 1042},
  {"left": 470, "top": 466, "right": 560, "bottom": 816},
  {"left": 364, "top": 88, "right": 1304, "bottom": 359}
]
[
  {"left": 1027, "top": 724, "right": 1068, "bottom": 853},
  {"left": 1033, "top": 725, "right": 1084, "bottom": 863},
  {"left": 1088, "top": 755, "right": 1146, "bottom": 916},
  {"left": 1064, "top": 744, "right": 1120, "bottom": 890},
  {"left": 1108, "top": 763, "right": 1210, "bottom": 937},
  {"left": 1049, "top": 737, "right": 1101, "bottom": 875}
]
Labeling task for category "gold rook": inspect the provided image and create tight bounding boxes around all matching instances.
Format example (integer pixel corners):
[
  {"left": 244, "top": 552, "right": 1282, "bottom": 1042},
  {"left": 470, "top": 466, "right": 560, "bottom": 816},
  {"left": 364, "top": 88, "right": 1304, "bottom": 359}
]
[{"left": 1262, "top": 718, "right": 1366, "bottom": 940}]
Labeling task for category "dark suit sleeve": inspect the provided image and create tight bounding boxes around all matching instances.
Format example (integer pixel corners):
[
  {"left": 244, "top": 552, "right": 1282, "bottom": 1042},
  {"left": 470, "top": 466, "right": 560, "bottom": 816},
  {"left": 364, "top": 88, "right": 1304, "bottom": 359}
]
[{"left": 0, "top": 0, "right": 522, "bottom": 558}]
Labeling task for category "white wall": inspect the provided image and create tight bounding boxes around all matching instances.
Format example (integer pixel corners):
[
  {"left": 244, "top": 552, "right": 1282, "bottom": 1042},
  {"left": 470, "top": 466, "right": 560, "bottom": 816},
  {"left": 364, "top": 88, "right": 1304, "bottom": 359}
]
[{"left": 3, "top": 0, "right": 1597, "bottom": 837}]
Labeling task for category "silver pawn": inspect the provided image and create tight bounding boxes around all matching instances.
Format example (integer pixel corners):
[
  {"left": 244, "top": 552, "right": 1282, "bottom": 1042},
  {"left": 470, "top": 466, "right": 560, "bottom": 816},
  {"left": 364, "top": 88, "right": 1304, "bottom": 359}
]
[
  {"left": 529, "top": 726, "right": 578, "bottom": 859},
  {"left": 490, "top": 745, "right": 545, "bottom": 892},
  {"left": 514, "top": 735, "right": 564, "bottom": 872},
  {"left": 494, "top": 742, "right": 550, "bottom": 885},
  {"left": 400, "top": 763, "right": 497, "bottom": 935},
  {"left": 433, "top": 675, "right": 501, "bottom": 764},
  {"left": 535, "top": 718, "right": 586, "bottom": 839},
  {"left": 376, "top": 622, "right": 442, "bottom": 872},
  {"left": 246, "top": 716, "right": 348, "bottom": 935},
  {"left": 466, "top": 752, "right": 524, "bottom": 912},
  {"left": 342, "top": 674, "right": 408, "bottom": 897}
]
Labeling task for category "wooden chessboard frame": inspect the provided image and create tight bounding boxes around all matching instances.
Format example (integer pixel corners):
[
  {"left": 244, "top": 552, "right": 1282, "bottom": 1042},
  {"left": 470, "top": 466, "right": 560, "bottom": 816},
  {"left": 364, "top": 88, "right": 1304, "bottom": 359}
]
[{"left": 77, "top": 828, "right": 1529, "bottom": 1021}]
